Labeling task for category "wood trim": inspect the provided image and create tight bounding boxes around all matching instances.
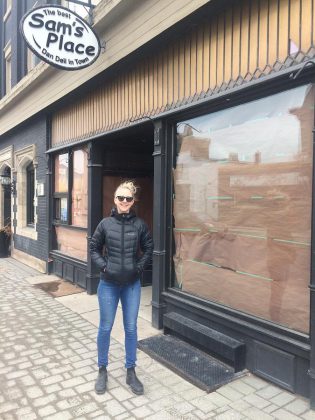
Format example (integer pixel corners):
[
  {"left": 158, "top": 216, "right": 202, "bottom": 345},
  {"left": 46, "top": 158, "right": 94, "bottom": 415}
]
[{"left": 52, "top": 0, "right": 315, "bottom": 145}]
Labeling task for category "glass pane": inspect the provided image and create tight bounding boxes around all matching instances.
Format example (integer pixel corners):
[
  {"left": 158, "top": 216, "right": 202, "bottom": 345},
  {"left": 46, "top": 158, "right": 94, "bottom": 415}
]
[
  {"left": 55, "top": 226, "right": 87, "bottom": 261},
  {"left": 27, "top": 164, "right": 35, "bottom": 225},
  {"left": 72, "top": 149, "right": 88, "bottom": 227},
  {"left": 174, "top": 84, "right": 314, "bottom": 334},
  {"left": 55, "top": 153, "right": 68, "bottom": 193},
  {"left": 60, "top": 198, "right": 68, "bottom": 222}
]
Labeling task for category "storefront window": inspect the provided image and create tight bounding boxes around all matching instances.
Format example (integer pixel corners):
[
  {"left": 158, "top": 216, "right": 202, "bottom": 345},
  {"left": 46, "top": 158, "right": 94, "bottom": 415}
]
[
  {"left": 72, "top": 150, "right": 88, "bottom": 227},
  {"left": 55, "top": 226, "right": 87, "bottom": 261},
  {"left": 174, "top": 84, "right": 314, "bottom": 334},
  {"left": 55, "top": 153, "right": 68, "bottom": 193},
  {"left": 54, "top": 153, "right": 69, "bottom": 223},
  {"left": 53, "top": 148, "right": 88, "bottom": 260}
]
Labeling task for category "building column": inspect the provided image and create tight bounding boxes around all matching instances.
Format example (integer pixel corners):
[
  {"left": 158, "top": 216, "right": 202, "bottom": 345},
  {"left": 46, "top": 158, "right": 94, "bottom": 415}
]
[
  {"left": 86, "top": 141, "right": 103, "bottom": 294},
  {"left": 151, "top": 120, "right": 171, "bottom": 329},
  {"left": 309, "top": 122, "right": 315, "bottom": 407},
  {"left": 45, "top": 152, "right": 53, "bottom": 273}
]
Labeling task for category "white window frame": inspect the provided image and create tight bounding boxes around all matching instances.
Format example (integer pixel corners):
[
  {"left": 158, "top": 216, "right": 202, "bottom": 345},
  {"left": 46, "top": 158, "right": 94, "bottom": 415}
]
[
  {"left": 4, "top": 43, "right": 11, "bottom": 95},
  {"left": 14, "top": 145, "right": 38, "bottom": 240},
  {"left": 3, "top": 0, "right": 12, "bottom": 22},
  {"left": 0, "top": 146, "right": 13, "bottom": 229}
]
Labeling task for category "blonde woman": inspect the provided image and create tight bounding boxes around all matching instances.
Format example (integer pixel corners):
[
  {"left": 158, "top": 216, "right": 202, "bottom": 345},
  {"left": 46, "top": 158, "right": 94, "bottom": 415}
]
[{"left": 90, "top": 181, "right": 153, "bottom": 395}]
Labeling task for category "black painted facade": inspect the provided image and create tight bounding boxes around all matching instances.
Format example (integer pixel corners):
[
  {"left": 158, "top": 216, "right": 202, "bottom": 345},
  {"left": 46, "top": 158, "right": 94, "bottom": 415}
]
[
  {"left": 0, "top": 115, "right": 49, "bottom": 265},
  {"left": 2, "top": 0, "right": 315, "bottom": 409}
]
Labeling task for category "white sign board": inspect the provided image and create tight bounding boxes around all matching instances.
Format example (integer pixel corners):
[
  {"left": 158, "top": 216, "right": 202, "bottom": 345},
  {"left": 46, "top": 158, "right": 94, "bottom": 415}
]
[{"left": 20, "top": 5, "right": 101, "bottom": 70}]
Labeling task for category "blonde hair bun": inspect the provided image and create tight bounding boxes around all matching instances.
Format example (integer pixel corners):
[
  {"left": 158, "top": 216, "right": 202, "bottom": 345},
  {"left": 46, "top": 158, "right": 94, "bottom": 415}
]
[{"left": 115, "top": 180, "right": 138, "bottom": 197}]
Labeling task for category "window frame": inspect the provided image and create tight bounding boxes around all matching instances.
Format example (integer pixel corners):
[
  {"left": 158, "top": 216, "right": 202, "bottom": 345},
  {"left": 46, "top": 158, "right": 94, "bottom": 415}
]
[
  {"left": 53, "top": 148, "right": 87, "bottom": 228},
  {"left": 3, "top": 0, "right": 11, "bottom": 22},
  {"left": 171, "top": 83, "right": 315, "bottom": 335},
  {"left": 4, "top": 43, "right": 11, "bottom": 95},
  {"left": 26, "top": 163, "right": 35, "bottom": 227}
]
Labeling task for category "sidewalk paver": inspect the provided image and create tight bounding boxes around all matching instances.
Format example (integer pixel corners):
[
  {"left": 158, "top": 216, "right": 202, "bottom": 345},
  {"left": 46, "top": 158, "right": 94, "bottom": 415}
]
[{"left": 0, "top": 258, "right": 313, "bottom": 419}]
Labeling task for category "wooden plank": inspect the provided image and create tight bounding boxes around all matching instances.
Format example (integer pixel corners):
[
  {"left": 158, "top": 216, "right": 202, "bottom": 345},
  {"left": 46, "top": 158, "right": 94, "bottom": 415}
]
[
  {"left": 203, "top": 22, "right": 210, "bottom": 92},
  {"left": 105, "top": 85, "right": 110, "bottom": 130},
  {"left": 179, "top": 38, "right": 186, "bottom": 100},
  {"left": 248, "top": 0, "right": 259, "bottom": 73},
  {"left": 153, "top": 55, "right": 158, "bottom": 111},
  {"left": 184, "top": 34, "right": 191, "bottom": 98},
  {"left": 144, "top": 58, "right": 149, "bottom": 113},
  {"left": 157, "top": 54, "right": 163, "bottom": 109},
  {"left": 217, "top": 12, "right": 225, "bottom": 87},
  {"left": 102, "top": 86, "right": 106, "bottom": 128},
  {"left": 168, "top": 45, "right": 174, "bottom": 105},
  {"left": 289, "top": 0, "right": 301, "bottom": 51},
  {"left": 148, "top": 60, "right": 154, "bottom": 113},
  {"left": 232, "top": 3, "right": 241, "bottom": 80},
  {"left": 268, "top": 0, "right": 279, "bottom": 65},
  {"left": 196, "top": 26, "right": 204, "bottom": 94},
  {"left": 278, "top": 0, "right": 289, "bottom": 60},
  {"left": 117, "top": 77, "right": 121, "bottom": 126},
  {"left": 224, "top": 9, "right": 233, "bottom": 83},
  {"left": 240, "top": 0, "right": 250, "bottom": 76},
  {"left": 258, "top": 0, "right": 269, "bottom": 69},
  {"left": 190, "top": 29, "right": 197, "bottom": 96},
  {"left": 301, "top": 0, "right": 312, "bottom": 52},
  {"left": 162, "top": 49, "right": 168, "bottom": 108},
  {"left": 173, "top": 41, "right": 180, "bottom": 103},
  {"left": 209, "top": 15, "right": 217, "bottom": 88},
  {"left": 131, "top": 70, "right": 136, "bottom": 119}
]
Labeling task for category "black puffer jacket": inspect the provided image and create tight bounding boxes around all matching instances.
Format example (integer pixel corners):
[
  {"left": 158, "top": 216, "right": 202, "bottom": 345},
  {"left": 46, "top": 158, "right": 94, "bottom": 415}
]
[{"left": 90, "top": 208, "right": 153, "bottom": 285}]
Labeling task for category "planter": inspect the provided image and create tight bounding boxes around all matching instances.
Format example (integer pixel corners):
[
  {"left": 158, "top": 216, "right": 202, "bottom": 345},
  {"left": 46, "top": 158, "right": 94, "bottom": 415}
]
[{"left": 0, "top": 231, "right": 10, "bottom": 257}]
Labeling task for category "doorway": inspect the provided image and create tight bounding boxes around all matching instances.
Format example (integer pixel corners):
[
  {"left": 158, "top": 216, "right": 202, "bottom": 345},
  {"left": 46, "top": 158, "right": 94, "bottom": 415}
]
[
  {"left": 0, "top": 165, "right": 12, "bottom": 257},
  {"left": 101, "top": 127, "right": 154, "bottom": 286}
]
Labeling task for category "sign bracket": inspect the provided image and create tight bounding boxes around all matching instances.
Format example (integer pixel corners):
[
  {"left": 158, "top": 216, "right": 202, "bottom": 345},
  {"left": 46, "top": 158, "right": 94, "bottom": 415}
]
[{"left": 62, "top": 0, "right": 96, "bottom": 25}]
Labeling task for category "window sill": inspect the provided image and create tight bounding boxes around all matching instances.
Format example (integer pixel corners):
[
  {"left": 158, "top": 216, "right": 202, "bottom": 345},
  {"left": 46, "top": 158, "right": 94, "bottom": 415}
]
[{"left": 16, "top": 226, "right": 37, "bottom": 240}]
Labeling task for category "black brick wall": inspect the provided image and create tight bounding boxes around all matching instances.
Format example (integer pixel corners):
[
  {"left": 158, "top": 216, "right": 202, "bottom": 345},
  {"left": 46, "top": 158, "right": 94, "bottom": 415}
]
[{"left": 0, "top": 115, "right": 49, "bottom": 263}]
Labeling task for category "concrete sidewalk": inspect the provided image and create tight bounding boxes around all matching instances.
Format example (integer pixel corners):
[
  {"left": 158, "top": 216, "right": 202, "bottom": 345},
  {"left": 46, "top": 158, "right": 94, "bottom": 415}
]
[{"left": 1, "top": 258, "right": 315, "bottom": 420}]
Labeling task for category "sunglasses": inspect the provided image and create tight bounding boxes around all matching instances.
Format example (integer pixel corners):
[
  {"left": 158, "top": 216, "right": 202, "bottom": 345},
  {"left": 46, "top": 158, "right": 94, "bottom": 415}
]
[{"left": 116, "top": 195, "right": 134, "bottom": 203}]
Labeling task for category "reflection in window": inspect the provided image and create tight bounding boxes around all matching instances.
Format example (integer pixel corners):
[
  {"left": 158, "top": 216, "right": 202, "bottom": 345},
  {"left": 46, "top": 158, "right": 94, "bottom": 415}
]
[
  {"left": 72, "top": 149, "right": 88, "bottom": 227},
  {"left": 54, "top": 153, "right": 69, "bottom": 223},
  {"left": 53, "top": 149, "right": 88, "bottom": 259},
  {"left": 55, "top": 226, "right": 87, "bottom": 261},
  {"left": 174, "top": 84, "right": 314, "bottom": 334},
  {"left": 55, "top": 153, "right": 68, "bottom": 193},
  {"left": 55, "top": 197, "right": 68, "bottom": 223}
]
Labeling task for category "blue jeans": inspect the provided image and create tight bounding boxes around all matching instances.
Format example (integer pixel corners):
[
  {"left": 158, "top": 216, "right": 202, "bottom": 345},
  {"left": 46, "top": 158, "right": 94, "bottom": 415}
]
[{"left": 97, "top": 278, "right": 141, "bottom": 368}]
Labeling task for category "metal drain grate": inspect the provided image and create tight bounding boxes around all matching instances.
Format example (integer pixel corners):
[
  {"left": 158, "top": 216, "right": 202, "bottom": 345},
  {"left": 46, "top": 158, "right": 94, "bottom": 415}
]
[{"left": 138, "top": 334, "right": 244, "bottom": 392}]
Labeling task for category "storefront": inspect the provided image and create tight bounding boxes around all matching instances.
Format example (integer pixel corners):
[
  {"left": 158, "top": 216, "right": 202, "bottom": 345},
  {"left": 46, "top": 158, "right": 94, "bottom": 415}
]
[
  {"left": 49, "top": 125, "right": 154, "bottom": 292},
  {"left": 166, "top": 82, "right": 314, "bottom": 400},
  {"left": 44, "top": 0, "right": 315, "bottom": 404}
]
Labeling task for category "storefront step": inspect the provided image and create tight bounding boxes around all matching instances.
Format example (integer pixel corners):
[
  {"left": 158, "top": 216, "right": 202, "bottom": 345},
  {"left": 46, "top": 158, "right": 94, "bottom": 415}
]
[
  {"left": 163, "top": 312, "right": 246, "bottom": 372},
  {"left": 138, "top": 333, "right": 246, "bottom": 392}
]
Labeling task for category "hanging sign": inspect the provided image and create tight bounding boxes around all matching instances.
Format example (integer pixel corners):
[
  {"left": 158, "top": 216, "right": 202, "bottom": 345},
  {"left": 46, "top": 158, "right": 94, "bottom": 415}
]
[{"left": 20, "top": 5, "right": 101, "bottom": 71}]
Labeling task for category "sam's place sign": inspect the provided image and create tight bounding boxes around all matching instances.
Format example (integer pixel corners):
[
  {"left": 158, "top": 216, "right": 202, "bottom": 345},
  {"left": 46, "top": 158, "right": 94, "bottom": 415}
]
[{"left": 20, "top": 5, "right": 101, "bottom": 70}]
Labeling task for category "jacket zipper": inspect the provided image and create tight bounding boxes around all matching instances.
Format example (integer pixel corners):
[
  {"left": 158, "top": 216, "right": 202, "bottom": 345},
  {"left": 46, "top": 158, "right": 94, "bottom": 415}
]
[{"left": 121, "top": 217, "right": 125, "bottom": 270}]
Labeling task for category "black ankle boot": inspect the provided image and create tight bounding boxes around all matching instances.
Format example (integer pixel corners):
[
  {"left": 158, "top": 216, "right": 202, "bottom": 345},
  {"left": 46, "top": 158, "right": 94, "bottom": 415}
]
[
  {"left": 95, "top": 366, "right": 107, "bottom": 394},
  {"left": 126, "top": 367, "right": 144, "bottom": 395}
]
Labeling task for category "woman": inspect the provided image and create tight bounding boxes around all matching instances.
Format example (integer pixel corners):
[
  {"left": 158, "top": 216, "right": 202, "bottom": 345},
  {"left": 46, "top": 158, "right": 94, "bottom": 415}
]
[{"left": 90, "top": 180, "right": 153, "bottom": 395}]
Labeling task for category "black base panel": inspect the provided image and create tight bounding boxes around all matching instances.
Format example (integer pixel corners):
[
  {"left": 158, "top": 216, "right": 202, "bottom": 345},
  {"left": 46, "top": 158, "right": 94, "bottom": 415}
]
[{"left": 138, "top": 334, "right": 245, "bottom": 392}]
